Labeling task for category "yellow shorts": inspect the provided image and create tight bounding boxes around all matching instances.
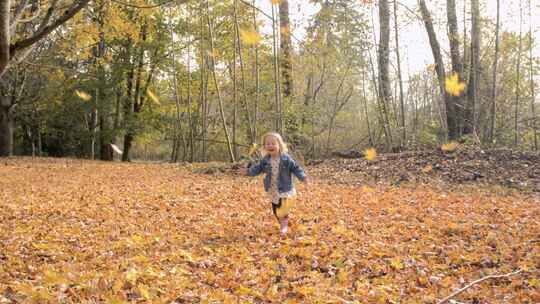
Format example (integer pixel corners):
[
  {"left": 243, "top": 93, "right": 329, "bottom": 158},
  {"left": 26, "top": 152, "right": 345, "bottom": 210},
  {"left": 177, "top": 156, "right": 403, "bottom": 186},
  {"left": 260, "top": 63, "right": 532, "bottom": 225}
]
[{"left": 272, "top": 197, "right": 295, "bottom": 219}]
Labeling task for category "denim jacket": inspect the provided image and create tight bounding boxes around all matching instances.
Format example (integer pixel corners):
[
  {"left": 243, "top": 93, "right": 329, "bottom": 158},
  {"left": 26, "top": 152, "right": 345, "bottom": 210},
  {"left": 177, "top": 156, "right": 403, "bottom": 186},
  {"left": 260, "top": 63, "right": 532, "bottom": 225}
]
[{"left": 247, "top": 153, "right": 306, "bottom": 193}]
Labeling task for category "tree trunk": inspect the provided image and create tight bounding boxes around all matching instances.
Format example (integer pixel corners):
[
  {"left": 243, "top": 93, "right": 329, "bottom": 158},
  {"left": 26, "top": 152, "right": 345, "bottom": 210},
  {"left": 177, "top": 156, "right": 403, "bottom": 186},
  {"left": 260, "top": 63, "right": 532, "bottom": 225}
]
[
  {"left": 186, "top": 8, "right": 194, "bottom": 162},
  {"left": 252, "top": 0, "right": 260, "bottom": 140},
  {"left": 393, "top": 0, "right": 405, "bottom": 146},
  {"left": 361, "top": 71, "right": 373, "bottom": 146},
  {"left": 514, "top": 0, "right": 523, "bottom": 146},
  {"left": 199, "top": 7, "right": 208, "bottom": 162},
  {"left": 446, "top": 0, "right": 462, "bottom": 138},
  {"left": 279, "top": 0, "right": 293, "bottom": 99},
  {"left": 234, "top": 0, "right": 255, "bottom": 144},
  {"left": 488, "top": 0, "right": 500, "bottom": 144},
  {"left": 206, "top": 0, "right": 235, "bottom": 162},
  {"left": 0, "top": 0, "right": 9, "bottom": 79},
  {"left": 378, "top": 0, "right": 393, "bottom": 150},
  {"left": 418, "top": 0, "right": 457, "bottom": 140},
  {"left": 271, "top": 3, "right": 283, "bottom": 134},
  {"left": 0, "top": 96, "right": 13, "bottom": 157},
  {"left": 232, "top": 2, "right": 238, "bottom": 159},
  {"left": 466, "top": 0, "right": 481, "bottom": 136},
  {"left": 528, "top": 0, "right": 538, "bottom": 150}
]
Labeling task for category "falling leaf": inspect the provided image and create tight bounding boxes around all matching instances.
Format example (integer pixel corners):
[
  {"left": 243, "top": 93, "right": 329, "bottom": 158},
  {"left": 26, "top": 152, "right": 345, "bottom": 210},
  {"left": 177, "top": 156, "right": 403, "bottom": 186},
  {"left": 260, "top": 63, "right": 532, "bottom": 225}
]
[
  {"left": 248, "top": 143, "right": 258, "bottom": 156},
  {"left": 445, "top": 72, "right": 466, "bottom": 96},
  {"left": 280, "top": 26, "right": 290, "bottom": 37},
  {"left": 364, "top": 148, "right": 377, "bottom": 161},
  {"left": 146, "top": 89, "right": 160, "bottom": 105},
  {"left": 240, "top": 29, "right": 262, "bottom": 45},
  {"left": 75, "top": 90, "right": 92, "bottom": 101}
]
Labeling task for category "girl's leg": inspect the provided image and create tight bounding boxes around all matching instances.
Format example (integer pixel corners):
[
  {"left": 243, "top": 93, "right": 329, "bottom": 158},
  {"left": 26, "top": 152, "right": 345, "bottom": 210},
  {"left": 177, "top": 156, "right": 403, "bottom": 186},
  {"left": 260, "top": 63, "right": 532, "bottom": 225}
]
[
  {"left": 272, "top": 199, "right": 289, "bottom": 235},
  {"left": 279, "top": 216, "right": 289, "bottom": 235}
]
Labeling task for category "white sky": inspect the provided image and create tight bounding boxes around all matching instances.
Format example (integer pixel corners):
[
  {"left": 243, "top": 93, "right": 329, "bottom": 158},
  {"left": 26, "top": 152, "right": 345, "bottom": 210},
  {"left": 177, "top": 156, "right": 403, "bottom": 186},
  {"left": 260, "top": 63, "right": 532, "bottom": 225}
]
[{"left": 254, "top": 0, "right": 540, "bottom": 74}]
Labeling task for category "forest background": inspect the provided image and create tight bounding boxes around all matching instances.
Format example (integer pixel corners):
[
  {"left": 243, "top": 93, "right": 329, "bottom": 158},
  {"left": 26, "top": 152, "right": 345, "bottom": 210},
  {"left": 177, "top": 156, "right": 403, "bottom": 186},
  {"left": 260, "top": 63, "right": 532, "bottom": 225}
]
[{"left": 0, "top": 0, "right": 539, "bottom": 162}]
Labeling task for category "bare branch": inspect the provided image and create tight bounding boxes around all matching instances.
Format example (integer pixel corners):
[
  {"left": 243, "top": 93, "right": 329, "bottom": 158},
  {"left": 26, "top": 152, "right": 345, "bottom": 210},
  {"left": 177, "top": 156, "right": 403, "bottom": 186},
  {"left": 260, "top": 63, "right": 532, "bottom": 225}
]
[
  {"left": 9, "top": 0, "right": 29, "bottom": 36},
  {"left": 37, "top": 0, "right": 60, "bottom": 33},
  {"left": 437, "top": 269, "right": 523, "bottom": 304},
  {"left": 0, "top": 0, "right": 9, "bottom": 77},
  {"left": 9, "top": 0, "right": 91, "bottom": 58}
]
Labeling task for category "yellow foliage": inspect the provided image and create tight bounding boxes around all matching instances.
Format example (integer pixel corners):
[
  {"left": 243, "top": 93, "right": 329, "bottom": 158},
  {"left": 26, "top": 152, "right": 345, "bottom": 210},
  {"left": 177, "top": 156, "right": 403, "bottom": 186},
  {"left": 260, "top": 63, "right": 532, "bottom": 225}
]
[
  {"left": 445, "top": 72, "right": 466, "bottom": 96},
  {"left": 271, "top": 0, "right": 282, "bottom": 4}
]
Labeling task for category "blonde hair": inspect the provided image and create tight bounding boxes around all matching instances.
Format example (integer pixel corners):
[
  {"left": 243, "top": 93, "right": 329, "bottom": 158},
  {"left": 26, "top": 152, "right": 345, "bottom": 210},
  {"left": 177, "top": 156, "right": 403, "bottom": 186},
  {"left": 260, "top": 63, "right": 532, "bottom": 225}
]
[{"left": 261, "top": 132, "right": 288, "bottom": 156}]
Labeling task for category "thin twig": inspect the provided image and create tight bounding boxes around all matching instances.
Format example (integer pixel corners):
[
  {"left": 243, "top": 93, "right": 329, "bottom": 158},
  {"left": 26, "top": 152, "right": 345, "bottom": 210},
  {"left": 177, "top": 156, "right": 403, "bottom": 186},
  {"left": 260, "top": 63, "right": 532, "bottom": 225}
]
[
  {"left": 437, "top": 269, "right": 523, "bottom": 304},
  {"left": 110, "top": 0, "right": 185, "bottom": 9}
]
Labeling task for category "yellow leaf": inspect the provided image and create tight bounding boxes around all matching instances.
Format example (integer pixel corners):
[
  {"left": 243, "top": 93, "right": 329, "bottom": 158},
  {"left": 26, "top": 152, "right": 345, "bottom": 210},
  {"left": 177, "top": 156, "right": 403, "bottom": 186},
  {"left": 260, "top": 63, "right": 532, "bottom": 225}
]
[
  {"left": 364, "top": 148, "right": 377, "bottom": 161},
  {"left": 106, "top": 294, "right": 128, "bottom": 304},
  {"left": 271, "top": 0, "right": 281, "bottom": 4},
  {"left": 112, "top": 279, "right": 124, "bottom": 292},
  {"left": 240, "top": 29, "right": 262, "bottom": 45},
  {"left": 296, "top": 285, "right": 315, "bottom": 296},
  {"left": 280, "top": 26, "right": 290, "bottom": 37},
  {"left": 146, "top": 89, "right": 160, "bottom": 105},
  {"left": 445, "top": 72, "right": 466, "bottom": 96},
  {"left": 361, "top": 185, "right": 374, "bottom": 193},
  {"left": 422, "top": 164, "right": 433, "bottom": 173},
  {"left": 236, "top": 285, "right": 252, "bottom": 296},
  {"left": 390, "top": 258, "right": 404, "bottom": 270},
  {"left": 528, "top": 278, "right": 540, "bottom": 288},
  {"left": 75, "top": 90, "right": 92, "bottom": 101},
  {"left": 132, "top": 254, "right": 149, "bottom": 263},
  {"left": 248, "top": 143, "right": 258, "bottom": 156},
  {"left": 441, "top": 141, "right": 459, "bottom": 152},
  {"left": 337, "top": 270, "right": 348, "bottom": 283},
  {"left": 138, "top": 284, "right": 151, "bottom": 300},
  {"left": 43, "top": 270, "right": 67, "bottom": 286},
  {"left": 126, "top": 268, "right": 138, "bottom": 283},
  {"left": 332, "top": 224, "right": 350, "bottom": 236}
]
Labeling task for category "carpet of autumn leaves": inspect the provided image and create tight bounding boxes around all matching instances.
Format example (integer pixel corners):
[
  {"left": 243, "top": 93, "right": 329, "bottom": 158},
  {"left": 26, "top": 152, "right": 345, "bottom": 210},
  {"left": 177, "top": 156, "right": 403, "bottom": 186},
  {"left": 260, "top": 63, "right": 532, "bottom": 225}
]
[{"left": 1, "top": 158, "right": 539, "bottom": 304}]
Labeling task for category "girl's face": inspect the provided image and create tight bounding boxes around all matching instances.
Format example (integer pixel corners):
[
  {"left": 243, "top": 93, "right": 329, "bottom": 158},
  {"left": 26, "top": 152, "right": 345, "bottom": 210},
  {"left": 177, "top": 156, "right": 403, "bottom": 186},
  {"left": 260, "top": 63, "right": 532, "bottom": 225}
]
[{"left": 264, "top": 136, "right": 280, "bottom": 157}]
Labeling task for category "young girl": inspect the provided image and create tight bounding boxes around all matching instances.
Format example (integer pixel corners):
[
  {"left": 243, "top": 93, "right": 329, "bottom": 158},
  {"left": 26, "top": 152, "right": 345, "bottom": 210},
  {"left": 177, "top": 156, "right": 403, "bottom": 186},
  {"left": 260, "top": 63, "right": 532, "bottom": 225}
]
[{"left": 246, "top": 132, "right": 308, "bottom": 235}]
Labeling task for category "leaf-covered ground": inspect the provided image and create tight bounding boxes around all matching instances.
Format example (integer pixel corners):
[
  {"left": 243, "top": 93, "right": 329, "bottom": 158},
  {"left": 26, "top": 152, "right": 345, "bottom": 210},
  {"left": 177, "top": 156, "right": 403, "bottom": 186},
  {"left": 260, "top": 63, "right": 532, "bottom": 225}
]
[
  {"left": 0, "top": 158, "right": 539, "bottom": 303},
  {"left": 310, "top": 147, "right": 540, "bottom": 193}
]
